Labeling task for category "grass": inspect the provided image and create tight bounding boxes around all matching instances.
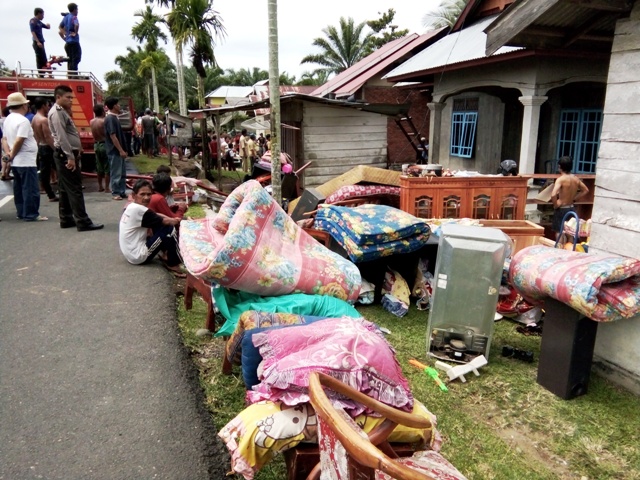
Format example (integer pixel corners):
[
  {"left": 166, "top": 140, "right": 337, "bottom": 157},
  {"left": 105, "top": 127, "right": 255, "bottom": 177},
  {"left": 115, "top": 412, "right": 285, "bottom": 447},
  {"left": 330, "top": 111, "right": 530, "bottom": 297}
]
[
  {"left": 173, "top": 187, "right": 640, "bottom": 479},
  {"left": 177, "top": 300, "right": 640, "bottom": 480}
]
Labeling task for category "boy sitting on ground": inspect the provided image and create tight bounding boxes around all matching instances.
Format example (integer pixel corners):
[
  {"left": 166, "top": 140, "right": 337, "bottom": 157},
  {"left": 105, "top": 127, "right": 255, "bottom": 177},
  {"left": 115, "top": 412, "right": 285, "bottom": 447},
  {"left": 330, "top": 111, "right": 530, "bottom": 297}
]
[
  {"left": 119, "top": 179, "right": 184, "bottom": 277},
  {"left": 148, "top": 173, "right": 188, "bottom": 220}
]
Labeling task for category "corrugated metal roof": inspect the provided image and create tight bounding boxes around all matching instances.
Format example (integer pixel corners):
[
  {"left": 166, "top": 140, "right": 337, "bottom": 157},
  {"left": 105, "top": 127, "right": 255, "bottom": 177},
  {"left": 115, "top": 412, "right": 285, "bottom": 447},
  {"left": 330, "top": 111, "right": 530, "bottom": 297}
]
[
  {"left": 311, "top": 29, "right": 445, "bottom": 98},
  {"left": 204, "top": 85, "right": 253, "bottom": 99},
  {"left": 384, "top": 15, "right": 522, "bottom": 80}
]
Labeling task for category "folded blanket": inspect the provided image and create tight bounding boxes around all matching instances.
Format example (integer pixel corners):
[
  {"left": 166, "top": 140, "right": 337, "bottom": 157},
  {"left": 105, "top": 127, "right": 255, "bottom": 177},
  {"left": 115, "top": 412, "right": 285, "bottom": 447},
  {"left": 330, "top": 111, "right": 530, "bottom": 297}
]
[
  {"left": 325, "top": 185, "right": 400, "bottom": 204},
  {"left": 509, "top": 245, "right": 640, "bottom": 322},
  {"left": 314, "top": 217, "right": 430, "bottom": 263},
  {"left": 179, "top": 180, "right": 361, "bottom": 302},
  {"left": 316, "top": 204, "right": 430, "bottom": 246},
  {"left": 212, "top": 288, "right": 362, "bottom": 337}
]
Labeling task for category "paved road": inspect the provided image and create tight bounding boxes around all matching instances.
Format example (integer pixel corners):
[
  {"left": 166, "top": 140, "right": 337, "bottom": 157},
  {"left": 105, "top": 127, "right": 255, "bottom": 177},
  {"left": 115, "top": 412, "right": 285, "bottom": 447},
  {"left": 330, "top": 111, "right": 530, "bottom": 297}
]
[{"left": 0, "top": 185, "right": 228, "bottom": 479}]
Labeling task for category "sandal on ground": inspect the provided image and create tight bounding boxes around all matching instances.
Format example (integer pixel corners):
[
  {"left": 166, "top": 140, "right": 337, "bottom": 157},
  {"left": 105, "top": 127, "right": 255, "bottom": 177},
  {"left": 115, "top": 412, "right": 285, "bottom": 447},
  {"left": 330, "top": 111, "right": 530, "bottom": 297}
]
[
  {"left": 162, "top": 262, "right": 186, "bottom": 278},
  {"left": 112, "top": 196, "right": 123, "bottom": 201},
  {"left": 26, "top": 216, "right": 49, "bottom": 222},
  {"left": 98, "top": 188, "right": 105, "bottom": 192}
]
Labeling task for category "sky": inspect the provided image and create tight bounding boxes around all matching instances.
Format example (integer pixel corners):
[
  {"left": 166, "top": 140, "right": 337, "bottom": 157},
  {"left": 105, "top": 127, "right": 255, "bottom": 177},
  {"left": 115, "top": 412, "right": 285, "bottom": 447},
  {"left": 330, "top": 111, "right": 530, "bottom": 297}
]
[{"left": 1, "top": 0, "right": 443, "bottom": 89}]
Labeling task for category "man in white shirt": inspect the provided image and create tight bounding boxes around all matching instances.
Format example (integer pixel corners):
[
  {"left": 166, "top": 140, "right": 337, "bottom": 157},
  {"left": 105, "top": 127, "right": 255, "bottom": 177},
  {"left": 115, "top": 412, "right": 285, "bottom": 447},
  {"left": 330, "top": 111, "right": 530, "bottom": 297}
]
[
  {"left": 3, "top": 92, "right": 47, "bottom": 221},
  {"left": 119, "top": 179, "right": 184, "bottom": 276}
]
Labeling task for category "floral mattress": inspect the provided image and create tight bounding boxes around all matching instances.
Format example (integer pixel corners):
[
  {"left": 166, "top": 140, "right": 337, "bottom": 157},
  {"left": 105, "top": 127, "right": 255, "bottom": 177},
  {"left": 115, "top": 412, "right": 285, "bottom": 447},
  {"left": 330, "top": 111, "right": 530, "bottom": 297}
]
[
  {"left": 509, "top": 245, "right": 640, "bottom": 322},
  {"left": 314, "top": 204, "right": 431, "bottom": 263},
  {"left": 179, "top": 180, "right": 361, "bottom": 302}
]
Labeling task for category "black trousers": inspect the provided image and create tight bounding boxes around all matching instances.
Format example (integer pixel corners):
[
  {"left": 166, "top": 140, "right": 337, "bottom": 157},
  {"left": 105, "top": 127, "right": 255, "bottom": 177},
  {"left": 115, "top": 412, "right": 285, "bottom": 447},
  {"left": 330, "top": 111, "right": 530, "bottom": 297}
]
[
  {"left": 37, "top": 145, "right": 57, "bottom": 200},
  {"left": 53, "top": 150, "right": 91, "bottom": 227},
  {"left": 32, "top": 41, "right": 47, "bottom": 73},
  {"left": 64, "top": 42, "right": 82, "bottom": 73},
  {"left": 145, "top": 226, "right": 182, "bottom": 267}
]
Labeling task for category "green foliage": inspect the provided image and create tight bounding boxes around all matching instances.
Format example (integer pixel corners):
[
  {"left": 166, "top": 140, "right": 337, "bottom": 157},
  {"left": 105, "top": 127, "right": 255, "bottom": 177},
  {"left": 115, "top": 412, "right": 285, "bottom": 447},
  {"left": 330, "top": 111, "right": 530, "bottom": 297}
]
[
  {"left": 423, "top": 0, "right": 469, "bottom": 30},
  {"left": 297, "top": 70, "right": 330, "bottom": 86},
  {"left": 0, "top": 59, "right": 11, "bottom": 76},
  {"left": 301, "top": 16, "right": 373, "bottom": 76},
  {"left": 363, "top": 8, "right": 410, "bottom": 56},
  {"left": 131, "top": 6, "right": 168, "bottom": 52},
  {"left": 104, "top": 47, "right": 177, "bottom": 113}
]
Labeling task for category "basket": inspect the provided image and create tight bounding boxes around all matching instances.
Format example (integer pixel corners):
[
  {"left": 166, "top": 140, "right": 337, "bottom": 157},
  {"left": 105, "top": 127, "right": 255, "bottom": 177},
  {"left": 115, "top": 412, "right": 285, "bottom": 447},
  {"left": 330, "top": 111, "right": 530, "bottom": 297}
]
[{"left": 563, "top": 217, "right": 591, "bottom": 238}]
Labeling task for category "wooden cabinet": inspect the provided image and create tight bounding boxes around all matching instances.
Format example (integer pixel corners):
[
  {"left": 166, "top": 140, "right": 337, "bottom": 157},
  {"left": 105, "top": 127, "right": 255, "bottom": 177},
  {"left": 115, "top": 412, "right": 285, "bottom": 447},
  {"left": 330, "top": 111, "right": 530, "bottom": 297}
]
[{"left": 400, "top": 175, "right": 529, "bottom": 220}]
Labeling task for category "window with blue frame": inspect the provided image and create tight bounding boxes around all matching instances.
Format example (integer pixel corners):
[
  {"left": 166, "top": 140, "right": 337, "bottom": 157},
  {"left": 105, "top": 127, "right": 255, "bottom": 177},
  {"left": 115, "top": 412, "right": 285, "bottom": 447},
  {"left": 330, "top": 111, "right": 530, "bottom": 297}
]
[
  {"left": 556, "top": 109, "right": 603, "bottom": 174},
  {"left": 450, "top": 98, "right": 478, "bottom": 158}
]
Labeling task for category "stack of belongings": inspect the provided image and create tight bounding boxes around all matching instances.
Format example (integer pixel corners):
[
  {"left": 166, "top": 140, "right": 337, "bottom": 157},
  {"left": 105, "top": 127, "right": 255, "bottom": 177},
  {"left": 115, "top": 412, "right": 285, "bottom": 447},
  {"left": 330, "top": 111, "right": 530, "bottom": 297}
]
[
  {"left": 179, "top": 180, "right": 362, "bottom": 336},
  {"left": 313, "top": 204, "right": 431, "bottom": 263}
]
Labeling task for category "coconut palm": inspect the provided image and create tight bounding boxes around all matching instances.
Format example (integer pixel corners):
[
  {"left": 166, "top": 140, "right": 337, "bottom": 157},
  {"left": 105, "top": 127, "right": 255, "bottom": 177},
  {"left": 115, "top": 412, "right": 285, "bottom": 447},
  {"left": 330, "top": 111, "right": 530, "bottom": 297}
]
[
  {"left": 268, "top": 0, "right": 281, "bottom": 203},
  {"left": 423, "top": 0, "right": 468, "bottom": 30},
  {"left": 131, "top": 6, "right": 168, "bottom": 112},
  {"left": 167, "top": 0, "right": 225, "bottom": 175},
  {"left": 301, "top": 17, "right": 373, "bottom": 76},
  {"left": 145, "top": 0, "right": 188, "bottom": 115}
]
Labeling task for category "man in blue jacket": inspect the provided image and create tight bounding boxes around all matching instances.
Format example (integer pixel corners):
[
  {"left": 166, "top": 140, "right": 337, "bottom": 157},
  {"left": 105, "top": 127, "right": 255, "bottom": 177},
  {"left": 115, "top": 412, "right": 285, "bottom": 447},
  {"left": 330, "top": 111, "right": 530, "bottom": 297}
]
[
  {"left": 30, "top": 8, "right": 51, "bottom": 76},
  {"left": 58, "top": 3, "right": 81, "bottom": 76}
]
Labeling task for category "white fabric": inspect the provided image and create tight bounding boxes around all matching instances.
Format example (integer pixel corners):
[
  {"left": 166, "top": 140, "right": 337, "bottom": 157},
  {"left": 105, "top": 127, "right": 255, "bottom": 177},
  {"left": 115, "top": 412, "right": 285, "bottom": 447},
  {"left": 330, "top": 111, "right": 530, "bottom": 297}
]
[
  {"left": 3, "top": 113, "right": 37, "bottom": 167},
  {"left": 119, "top": 203, "right": 150, "bottom": 265}
]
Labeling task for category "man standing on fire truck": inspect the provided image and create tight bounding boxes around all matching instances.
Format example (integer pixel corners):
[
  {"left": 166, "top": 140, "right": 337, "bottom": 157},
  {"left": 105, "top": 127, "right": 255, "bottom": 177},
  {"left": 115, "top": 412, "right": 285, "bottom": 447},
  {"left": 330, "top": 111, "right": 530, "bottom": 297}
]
[
  {"left": 30, "top": 8, "right": 51, "bottom": 76},
  {"left": 48, "top": 84, "right": 103, "bottom": 231},
  {"left": 59, "top": 3, "right": 81, "bottom": 76}
]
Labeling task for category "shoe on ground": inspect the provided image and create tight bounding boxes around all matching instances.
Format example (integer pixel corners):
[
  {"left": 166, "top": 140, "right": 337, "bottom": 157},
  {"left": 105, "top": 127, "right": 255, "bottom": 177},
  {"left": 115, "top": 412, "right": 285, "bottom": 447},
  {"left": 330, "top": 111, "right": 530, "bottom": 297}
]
[
  {"left": 49, "top": 196, "right": 60, "bottom": 202},
  {"left": 77, "top": 223, "right": 104, "bottom": 232},
  {"left": 60, "top": 222, "right": 77, "bottom": 229}
]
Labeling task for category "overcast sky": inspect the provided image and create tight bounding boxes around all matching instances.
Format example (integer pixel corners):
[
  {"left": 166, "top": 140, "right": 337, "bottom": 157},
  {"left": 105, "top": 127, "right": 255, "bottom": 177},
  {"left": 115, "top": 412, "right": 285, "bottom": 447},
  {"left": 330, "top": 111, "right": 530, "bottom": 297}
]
[{"left": 1, "top": 1, "right": 442, "bottom": 87}]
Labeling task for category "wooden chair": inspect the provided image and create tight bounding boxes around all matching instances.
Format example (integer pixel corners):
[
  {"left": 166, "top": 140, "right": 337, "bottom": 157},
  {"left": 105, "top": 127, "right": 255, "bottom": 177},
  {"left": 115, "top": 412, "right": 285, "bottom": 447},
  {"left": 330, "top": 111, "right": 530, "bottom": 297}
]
[
  {"left": 183, "top": 272, "right": 216, "bottom": 333},
  {"left": 307, "top": 372, "right": 468, "bottom": 480}
]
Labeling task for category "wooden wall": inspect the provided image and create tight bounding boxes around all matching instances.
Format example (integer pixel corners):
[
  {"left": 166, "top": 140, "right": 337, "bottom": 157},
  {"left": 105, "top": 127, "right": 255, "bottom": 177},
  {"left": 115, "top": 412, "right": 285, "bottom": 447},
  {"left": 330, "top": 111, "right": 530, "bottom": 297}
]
[
  {"left": 590, "top": 3, "right": 640, "bottom": 394},
  {"left": 301, "top": 104, "right": 388, "bottom": 188}
]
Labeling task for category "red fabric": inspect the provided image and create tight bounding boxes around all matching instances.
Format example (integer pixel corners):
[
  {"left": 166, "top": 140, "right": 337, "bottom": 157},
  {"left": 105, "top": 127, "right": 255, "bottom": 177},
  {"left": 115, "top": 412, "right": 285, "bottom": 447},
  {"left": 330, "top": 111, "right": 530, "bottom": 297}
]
[{"left": 148, "top": 193, "right": 185, "bottom": 219}]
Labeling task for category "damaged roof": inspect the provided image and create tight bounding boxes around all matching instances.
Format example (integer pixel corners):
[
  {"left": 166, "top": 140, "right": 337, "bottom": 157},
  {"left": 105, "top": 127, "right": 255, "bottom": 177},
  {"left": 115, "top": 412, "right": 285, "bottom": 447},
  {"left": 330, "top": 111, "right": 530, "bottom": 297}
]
[
  {"left": 384, "top": 15, "right": 523, "bottom": 82},
  {"left": 311, "top": 29, "right": 446, "bottom": 99}
]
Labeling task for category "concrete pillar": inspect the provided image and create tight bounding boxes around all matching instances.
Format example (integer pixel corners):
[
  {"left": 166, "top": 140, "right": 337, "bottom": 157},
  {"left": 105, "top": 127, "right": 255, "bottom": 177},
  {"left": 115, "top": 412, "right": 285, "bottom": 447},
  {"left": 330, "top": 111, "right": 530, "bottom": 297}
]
[
  {"left": 517, "top": 95, "right": 548, "bottom": 174},
  {"left": 427, "top": 102, "right": 445, "bottom": 164}
]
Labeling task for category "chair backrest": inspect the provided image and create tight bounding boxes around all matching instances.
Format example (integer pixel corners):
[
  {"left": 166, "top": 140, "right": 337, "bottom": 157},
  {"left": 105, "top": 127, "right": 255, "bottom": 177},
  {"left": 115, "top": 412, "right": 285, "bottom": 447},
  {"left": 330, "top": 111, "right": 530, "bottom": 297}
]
[{"left": 308, "top": 372, "right": 435, "bottom": 480}]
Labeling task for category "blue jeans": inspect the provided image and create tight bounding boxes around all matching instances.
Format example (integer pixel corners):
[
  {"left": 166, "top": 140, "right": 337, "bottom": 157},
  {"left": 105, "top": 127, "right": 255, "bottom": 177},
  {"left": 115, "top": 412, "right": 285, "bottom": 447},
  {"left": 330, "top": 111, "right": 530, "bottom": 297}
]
[
  {"left": 12, "top": 166, "right": 41, "bottom": 220},
  {"left": 108, "top": 154, "right": 127, "bottom": 198}
]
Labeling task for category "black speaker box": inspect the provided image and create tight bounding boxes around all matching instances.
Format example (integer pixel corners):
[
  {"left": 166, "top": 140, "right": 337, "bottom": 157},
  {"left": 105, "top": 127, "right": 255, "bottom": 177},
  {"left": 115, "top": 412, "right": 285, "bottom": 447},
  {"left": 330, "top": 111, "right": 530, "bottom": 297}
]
[
  {"left": 537, "top": 299, "right": 598, "bottom": 399},
  {"left": 290, "top": 188, "right": 326, "bottom": 222}
]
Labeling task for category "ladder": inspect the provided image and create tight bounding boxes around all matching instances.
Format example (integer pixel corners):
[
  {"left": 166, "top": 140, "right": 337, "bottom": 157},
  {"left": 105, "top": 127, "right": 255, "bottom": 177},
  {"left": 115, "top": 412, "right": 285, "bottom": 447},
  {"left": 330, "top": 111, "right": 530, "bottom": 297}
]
[{"left": 395, "top": 114, "right": 428, "bottom": 163}]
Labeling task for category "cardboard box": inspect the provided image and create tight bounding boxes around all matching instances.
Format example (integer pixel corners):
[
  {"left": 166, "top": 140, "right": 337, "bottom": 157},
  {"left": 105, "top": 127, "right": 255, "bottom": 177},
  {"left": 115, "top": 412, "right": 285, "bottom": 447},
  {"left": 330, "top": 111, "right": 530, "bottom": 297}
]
[{"left": 536, "top": 182, "right": 555, "bottom": 202}]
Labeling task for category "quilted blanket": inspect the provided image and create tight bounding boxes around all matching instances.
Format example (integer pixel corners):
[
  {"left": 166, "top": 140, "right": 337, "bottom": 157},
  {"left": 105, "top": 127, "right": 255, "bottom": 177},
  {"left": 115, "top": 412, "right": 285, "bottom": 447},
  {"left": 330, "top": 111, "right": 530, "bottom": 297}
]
[
  {"left": 179, "top": 180, "right": 361, "bottom": 301},
  {"left": 509, "top": 245, "right": 640, "bottom": 322}
]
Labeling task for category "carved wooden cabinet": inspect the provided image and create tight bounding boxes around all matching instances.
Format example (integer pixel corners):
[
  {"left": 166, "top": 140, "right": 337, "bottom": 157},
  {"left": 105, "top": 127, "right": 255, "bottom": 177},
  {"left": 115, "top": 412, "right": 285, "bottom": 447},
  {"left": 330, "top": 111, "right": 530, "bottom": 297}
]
[{"left": 400, "top": 175, "right": 529, "bottom": 220}]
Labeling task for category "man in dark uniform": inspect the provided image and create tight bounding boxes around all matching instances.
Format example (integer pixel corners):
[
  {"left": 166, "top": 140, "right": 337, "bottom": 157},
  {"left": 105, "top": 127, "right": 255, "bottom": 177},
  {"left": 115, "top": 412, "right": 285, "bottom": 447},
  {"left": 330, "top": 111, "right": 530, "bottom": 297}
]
[{"left": 30, "top": 8, "right": 51, "bottom": 76}]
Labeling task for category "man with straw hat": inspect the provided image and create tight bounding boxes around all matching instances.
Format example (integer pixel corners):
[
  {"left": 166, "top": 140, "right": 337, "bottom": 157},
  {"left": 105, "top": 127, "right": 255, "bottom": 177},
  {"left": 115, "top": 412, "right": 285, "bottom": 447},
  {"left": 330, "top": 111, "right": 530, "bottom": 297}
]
[{"left": 3, "top": 92, "right": 48, "bottom": 221}]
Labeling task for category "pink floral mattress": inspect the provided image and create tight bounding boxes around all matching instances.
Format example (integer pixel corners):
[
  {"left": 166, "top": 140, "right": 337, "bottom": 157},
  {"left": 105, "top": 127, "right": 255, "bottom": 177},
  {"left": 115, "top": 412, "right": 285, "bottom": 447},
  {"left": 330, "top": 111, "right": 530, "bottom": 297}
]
[
  {"left": 509, "top": 246, "right": 640, "bottom": 322},
  {"left": 179, "top": 180, "right": 361, "bottom": 302}
]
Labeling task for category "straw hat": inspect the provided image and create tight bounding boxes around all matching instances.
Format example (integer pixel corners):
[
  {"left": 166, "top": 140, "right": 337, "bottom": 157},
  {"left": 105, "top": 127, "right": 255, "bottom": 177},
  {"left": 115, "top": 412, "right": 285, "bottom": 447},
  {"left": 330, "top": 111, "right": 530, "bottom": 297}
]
[{"left": 7, "top": 92, "right": 30, "bottom": 107}]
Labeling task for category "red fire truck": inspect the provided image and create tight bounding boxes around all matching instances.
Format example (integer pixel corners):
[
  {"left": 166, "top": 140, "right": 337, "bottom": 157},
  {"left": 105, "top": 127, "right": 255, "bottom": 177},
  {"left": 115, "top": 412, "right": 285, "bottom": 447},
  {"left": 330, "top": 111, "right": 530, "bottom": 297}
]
[{"left": 0, "top": 65, "right": 135, "bottom": 170}]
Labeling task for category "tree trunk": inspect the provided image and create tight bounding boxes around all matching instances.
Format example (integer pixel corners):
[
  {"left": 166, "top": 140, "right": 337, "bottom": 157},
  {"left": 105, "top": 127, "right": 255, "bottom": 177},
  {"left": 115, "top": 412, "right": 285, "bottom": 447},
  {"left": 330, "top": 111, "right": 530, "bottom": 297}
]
[
  {"left": 176, "top": 46, "right": 187, "bottom": 116},
  {"left": 146, "top": 82, "right": 151, "bottom": 110},
  {"left": 268, "top": 0, "right": 282, "bottom": 204},
  {"left": 151, "top": 65, "right": 160, "bottom": 113},
  {"left": 197, "top": 75, "right": 210, "bottom": 177}
]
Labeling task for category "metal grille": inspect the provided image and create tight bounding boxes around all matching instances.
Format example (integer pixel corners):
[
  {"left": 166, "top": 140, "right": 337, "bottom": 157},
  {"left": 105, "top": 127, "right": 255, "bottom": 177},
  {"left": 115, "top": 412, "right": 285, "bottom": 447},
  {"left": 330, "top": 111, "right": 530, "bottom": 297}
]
[
  {"left": 556, "top": 109, "right": 602, "bottom": 174},
  {"left": 450, "top": 111, "right": 478, "bottom": 158}
]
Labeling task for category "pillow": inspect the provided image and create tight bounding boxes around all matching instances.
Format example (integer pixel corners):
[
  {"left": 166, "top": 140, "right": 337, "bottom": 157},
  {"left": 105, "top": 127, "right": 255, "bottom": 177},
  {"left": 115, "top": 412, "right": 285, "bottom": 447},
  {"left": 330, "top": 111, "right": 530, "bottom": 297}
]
[
  {"left": 226, "top": 311, "right": 319, "bottom": 367},
  {"left": 247, "top": 317, "right": 414, "bottom": 416},
  {"left": 240, "top": 316, "right": 330, "bottom": 389}
]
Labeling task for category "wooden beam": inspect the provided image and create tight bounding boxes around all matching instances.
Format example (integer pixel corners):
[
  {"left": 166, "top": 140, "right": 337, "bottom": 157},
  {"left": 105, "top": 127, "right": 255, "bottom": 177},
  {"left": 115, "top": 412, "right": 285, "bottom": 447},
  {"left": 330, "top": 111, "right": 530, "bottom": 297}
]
[
  {"left": 485, "top": 0, "right": 561, "bottom": 55},
  {"left": 565, "top": 0, "right": 633, "bottom": 13},
  {"left": 562, "top": 12, "right": 614, "bottom": 47}
]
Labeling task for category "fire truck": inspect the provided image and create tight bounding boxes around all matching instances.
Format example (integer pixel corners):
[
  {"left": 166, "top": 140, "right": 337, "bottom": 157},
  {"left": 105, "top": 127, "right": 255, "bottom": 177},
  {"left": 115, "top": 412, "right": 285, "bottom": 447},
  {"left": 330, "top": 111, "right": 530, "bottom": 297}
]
[{"left": 0, "top": 64, "right": 135, "bottom": 171}]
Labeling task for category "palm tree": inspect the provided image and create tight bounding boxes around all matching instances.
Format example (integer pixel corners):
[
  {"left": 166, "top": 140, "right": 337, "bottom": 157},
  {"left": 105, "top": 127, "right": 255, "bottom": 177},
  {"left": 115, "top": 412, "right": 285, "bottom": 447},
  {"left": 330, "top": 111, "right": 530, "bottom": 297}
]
[
  {"left": 298, "top": 70, "right": 330, "bottom": 86},
  {"left": 167, "top": 0, "right": 225, "bottom": 176},
  {"left": 138, "top": 51, "right": 169, "bottom": 112},
  {"left": 131, "top": 6, "right": 168, "bottom": 113},
  {"left": 145, "top": 0, "right": 188, "bottom": 115},
  {"left": 268, "top": 0, "right": 281, "bottom": 203},
  {"left": 300, "top": 17, "right": 373, "bottom": 76},
  {"left": 423, "top": 0, "right": 468, "bottom": 30}
]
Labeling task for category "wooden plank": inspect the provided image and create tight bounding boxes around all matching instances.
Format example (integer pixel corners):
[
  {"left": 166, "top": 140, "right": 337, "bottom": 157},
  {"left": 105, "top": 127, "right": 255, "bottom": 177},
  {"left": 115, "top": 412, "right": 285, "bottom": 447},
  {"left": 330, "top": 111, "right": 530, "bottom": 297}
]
[
  {"left": 304, "top": 132, "right": 388, "bottom": 144},
  {"left": 594, "top": 170, "right": 640, "bottom": 200},
  {"left": 590, "top": 222, "right": 640, "bottom": 258},
  {"left": 600, "top": 113, "right": 640, "bottom": 142},
  {"left": 305, "top": 149, "right": 387, "bottom": 160},
  {"left": 597, "top": 140, "right": 640, "bottom": 166},
  {"left": 305, "top": 160, "right": 388, "bottom": 174},
  {"left": 305, "top": 164, "right": 389, "bottom": 178},
  {"left": 304, "top": 141, "right": 386, "bottom": 152},
  {"left": 484, "top": 0, "right": 560, "bottom": 55},
  {"left": 303, "top": 117, "right": 387, "bottom": 128},
  {"left": 591, "top": 196, "right": 640, "bottom": 228},
  {"left": 567, "top": 0, "right": 634, "bottom": 12},
  {"left": 303, "top": 104, "right": 387, "bottom": 120},
  {"left": 303, "top": 125, "right": 388, "bottom": 136}
]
